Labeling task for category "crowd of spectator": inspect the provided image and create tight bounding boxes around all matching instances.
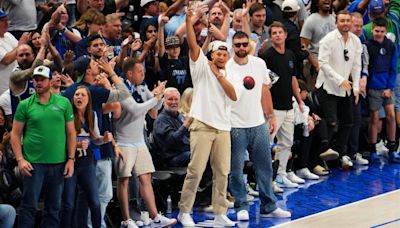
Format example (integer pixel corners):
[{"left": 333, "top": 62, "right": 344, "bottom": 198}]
[{"left": 0, "top": 0, "right": 399, "bottom": 227}]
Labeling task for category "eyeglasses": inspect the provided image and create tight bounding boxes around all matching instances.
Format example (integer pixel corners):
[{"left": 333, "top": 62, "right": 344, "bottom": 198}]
[
  {"left": 344, "top": 49, "right": 349, "bottom": 61},
  {"left": 233, "top": 42, "right": 249, "bottom": 48}
]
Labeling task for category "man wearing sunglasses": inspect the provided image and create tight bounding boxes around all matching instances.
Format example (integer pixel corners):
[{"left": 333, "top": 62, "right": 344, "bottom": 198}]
[
  {"left": 315, "top": 10, "right": 363, "bottom": 170},
  {"left": 227, "top": 31, "right": 291, "bottom": 221}
]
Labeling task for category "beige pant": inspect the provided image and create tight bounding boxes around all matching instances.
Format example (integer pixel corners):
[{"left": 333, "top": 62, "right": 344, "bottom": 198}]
[{"left": 179, "top": 119, "right": 231, "bottom": 215}]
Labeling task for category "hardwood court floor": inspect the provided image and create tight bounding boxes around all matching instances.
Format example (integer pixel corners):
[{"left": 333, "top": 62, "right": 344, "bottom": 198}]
[{"left": 169, "top": 158, "right": 400, "bottom": 227}]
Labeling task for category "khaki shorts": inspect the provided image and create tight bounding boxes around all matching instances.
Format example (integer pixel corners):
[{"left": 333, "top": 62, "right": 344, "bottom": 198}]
[{"left": 114, "top": 146, "right": 155, "bottom": 177}]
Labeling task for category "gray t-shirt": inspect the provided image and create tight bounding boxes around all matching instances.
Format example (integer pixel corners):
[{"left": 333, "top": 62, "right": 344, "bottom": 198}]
[
  {"left": 300, "top": 13, "right": 336, "bottom": 59},
  {"left": 1, "top": 0, "right": 37, "bottom": 31}
]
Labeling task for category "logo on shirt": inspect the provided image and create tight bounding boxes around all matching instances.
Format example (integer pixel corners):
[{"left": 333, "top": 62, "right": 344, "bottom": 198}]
[
  {"left": 379, "top": 48, "right": 387, "bottom": 55},
  {"left": 288, "top": 61, "right": 294, "bottom": 69},
  {"left": 52, "top": 106, "right": 61, "bottom": 111}
]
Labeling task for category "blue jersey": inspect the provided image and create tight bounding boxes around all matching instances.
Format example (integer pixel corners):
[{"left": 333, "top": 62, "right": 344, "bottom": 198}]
[
  {"left": 63, "top": 82, "right": 113, "bottom": 159},
  {"left": 10, "top": 80, "right": 34, "bottom": 116}
]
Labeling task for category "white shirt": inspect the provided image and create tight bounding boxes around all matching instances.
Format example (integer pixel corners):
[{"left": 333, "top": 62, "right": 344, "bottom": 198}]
[
  {"left": 316, "top": 29, "right": 362, "bottom": 97},
  {"left": 0, "top": 89, "right": 11, "bottom": 115},
  {"left": 228, "top": 55, "right": 270, "bottom": 128},
  {"left": 0, "top": 32, "right": 18, "bottom": 95},
  {"left": 189, "top": 50, "right": 238, "bottom": 131}
]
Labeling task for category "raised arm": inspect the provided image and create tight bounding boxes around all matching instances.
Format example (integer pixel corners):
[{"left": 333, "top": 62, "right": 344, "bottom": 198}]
[{"left": 186, "top": 4, "right": 201, "bottom": 62}]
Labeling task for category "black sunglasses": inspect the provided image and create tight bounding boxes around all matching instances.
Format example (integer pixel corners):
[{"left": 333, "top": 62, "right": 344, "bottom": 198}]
[
  {"left": 233, "top": 42, "right": 249, "bottom": 48},
  {"left": 344, "top": 49, "right": 349, "bottom": 61}
]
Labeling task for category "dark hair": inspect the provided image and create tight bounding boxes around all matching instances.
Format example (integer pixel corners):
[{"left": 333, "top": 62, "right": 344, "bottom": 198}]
[
  {"left": 0, "top": 106, "right": 10, "bottom": 138},
  {"left": 232, "top": 31, "right": 249, "bottom": 40},
  {"left": 122, "top": 57, "right": 141, "bottom": 74},
  {"left": 268, "top": 21, "right": 287, "bottom": 35},
  {"left": 372, "top": 17, "right": 388, "bottom": 28},
  {"left": 249, "top": 3, "right": 266, "bottom": 16},
  {"left": 283, "top": 11, "right": 297, "bottom": 19},
  {"left": 73, "top": 86, "right": 96, "bottom": 138},
  {"left": 86, "top": 33, "right": 103, "bottom": 48},
  {"left": 297, "top": 79, "right": 309, "bottom": 92},
  {"left": 336, "top": 9, "right": 350, "bottom": 22},
  {"left": 141, "top": 22, "right": 158, "bottom": 41}
]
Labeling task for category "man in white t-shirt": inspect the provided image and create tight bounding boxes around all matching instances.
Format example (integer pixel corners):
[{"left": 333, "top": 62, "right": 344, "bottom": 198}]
[
  {"left": 0, "top": 10, "right": 30, "bottom": 95},
  {"left": 227, "top": 31, "right": 291, "bottom": 221},
  {"left": 177, "top": 6, "right": 238, "bottom": 228}
]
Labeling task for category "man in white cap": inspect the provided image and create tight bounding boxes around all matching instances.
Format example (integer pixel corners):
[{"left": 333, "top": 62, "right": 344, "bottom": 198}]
[
  {"left": 177, "top": 5, "right": 238, "bottom": 227},
  {"left": 11, "top": 65, "right": 76, "bottom": 228}
]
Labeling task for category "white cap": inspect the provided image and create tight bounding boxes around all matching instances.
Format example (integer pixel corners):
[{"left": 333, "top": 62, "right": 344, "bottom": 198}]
[
  {"left": 282, "top": 0, "right": 300, "bottom": 12},
  {"left": 141, "top": 0, "right": 156, "bottom": 7},
  {"left": 208, "top": 40, "right": 229, "bottom": 53},
  {"left": 32, "top": 66, "right": 51, "bottom": 79}
]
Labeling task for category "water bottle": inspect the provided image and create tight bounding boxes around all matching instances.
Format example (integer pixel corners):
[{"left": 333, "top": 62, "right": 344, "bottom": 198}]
[
  {"left": 303, "top": 123, "right": 309, "bottom": 137},
  {"left": 166, "top": 195, "right": 172, "bottom": 214}
]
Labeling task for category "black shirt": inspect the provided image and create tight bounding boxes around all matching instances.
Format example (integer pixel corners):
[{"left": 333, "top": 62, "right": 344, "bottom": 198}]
[
  {"left": 262, "top": 47, "right": 297, "bottom": 110},
  {"left": 160, "top": 54, "right": 192, "bottom": 94}
]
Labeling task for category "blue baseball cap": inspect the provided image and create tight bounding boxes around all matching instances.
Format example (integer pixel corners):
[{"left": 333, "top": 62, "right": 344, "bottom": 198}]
[
  {"left": 0, "top": 10, "right": 8, "bottom": 18},
  {"left": 368, "top": 0, "right": 385, "bottom": 15},
  {"left": 74, "top": 55, "right": 91, "bottom": 83}
]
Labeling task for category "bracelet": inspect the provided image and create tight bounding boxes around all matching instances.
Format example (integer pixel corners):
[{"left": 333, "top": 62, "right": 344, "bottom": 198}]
[
  {"left": 68, "top": 156, "right": 75, "bottom": 162},
  {"left": 59, "top": 27, "right": 67, "bottom": 33},
  {"left": 109, "top": 72, "right": 117, "bottom": 78}
]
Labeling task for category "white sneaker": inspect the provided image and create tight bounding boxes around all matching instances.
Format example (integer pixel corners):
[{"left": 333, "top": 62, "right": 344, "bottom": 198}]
[
  {"left": 377, "top": 149, "right": 389, "bottom": 158},
  {"left": 135, "top": 220, "right": 144, "bottom": 227},
  {"left": 141, "top": 211, "right": 151, "bottom": 226},
  {"left": 341, "top": 156, "right": 354, "bottom": 168},
  {"left": 151, "top": 214, "right": 177, "bottom": 228},
  {"left": 287, "top": 171, "right": 305, "bottom": 184},
  {"left": 178, "top": 212, "right": 195, "bottom": 227},
  {"left": 272, "top": 181, "right": 283, "bottom": 194},
  {"left": 121, "top": 219, "right": 139, "bottom": 228},
  {"left": 353, "top": 153, "right": 369, "bottom": 165},
  {"left": 247, "top": 184, "right": 259, "bottom": 197},
  {"left": 237, "top": 210, "right": 249, "bottom": 221},
  {"left": 260, "top": 208, "right": 291, "bottom": 218},
  {"left": 376, "top": 140, "right": 389, "bottom": 153},
  {"left": 296, "top": 168, "right": 319, "bottom": 180},
  {"left": 276, "top": 174, "right": 299, "bottom": 188},
  {"left": 214, "top": 214, "right": 235, "bottom": 227}
]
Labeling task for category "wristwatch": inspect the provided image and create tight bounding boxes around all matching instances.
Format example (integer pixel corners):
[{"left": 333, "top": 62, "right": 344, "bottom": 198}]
[
  {"left": 67, "top": 156, "right": 75, "bottom": 162},
  {"left": 59, "top": 27, "right": 67, "bottom": 33}
]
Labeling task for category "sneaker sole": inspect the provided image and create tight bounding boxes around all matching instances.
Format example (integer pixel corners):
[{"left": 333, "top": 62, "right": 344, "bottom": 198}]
[{"left": 320, "top": 152, "right": 339, "bottom": 161}]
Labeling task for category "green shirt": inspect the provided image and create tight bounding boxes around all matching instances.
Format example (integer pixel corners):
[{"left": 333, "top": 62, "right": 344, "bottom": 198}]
[{"left": 14, "top": 93, "right": 74, "bottom": 163}]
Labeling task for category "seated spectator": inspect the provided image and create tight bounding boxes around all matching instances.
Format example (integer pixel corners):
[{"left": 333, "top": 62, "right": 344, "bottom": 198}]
[
  {"left": 153, "top": 87, "right": 192, "bottom": 167},
  {"left": 178, "top": 87, "right": 193, "bottom": 117}
]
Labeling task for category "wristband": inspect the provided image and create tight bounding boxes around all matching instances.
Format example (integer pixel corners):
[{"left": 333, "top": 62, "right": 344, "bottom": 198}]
[
  {"left": 109, "top": 72, "right": 117, "bottom": 78},
  {"left": 59, "top": 27, "right": 67, "bottom": 33}
]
